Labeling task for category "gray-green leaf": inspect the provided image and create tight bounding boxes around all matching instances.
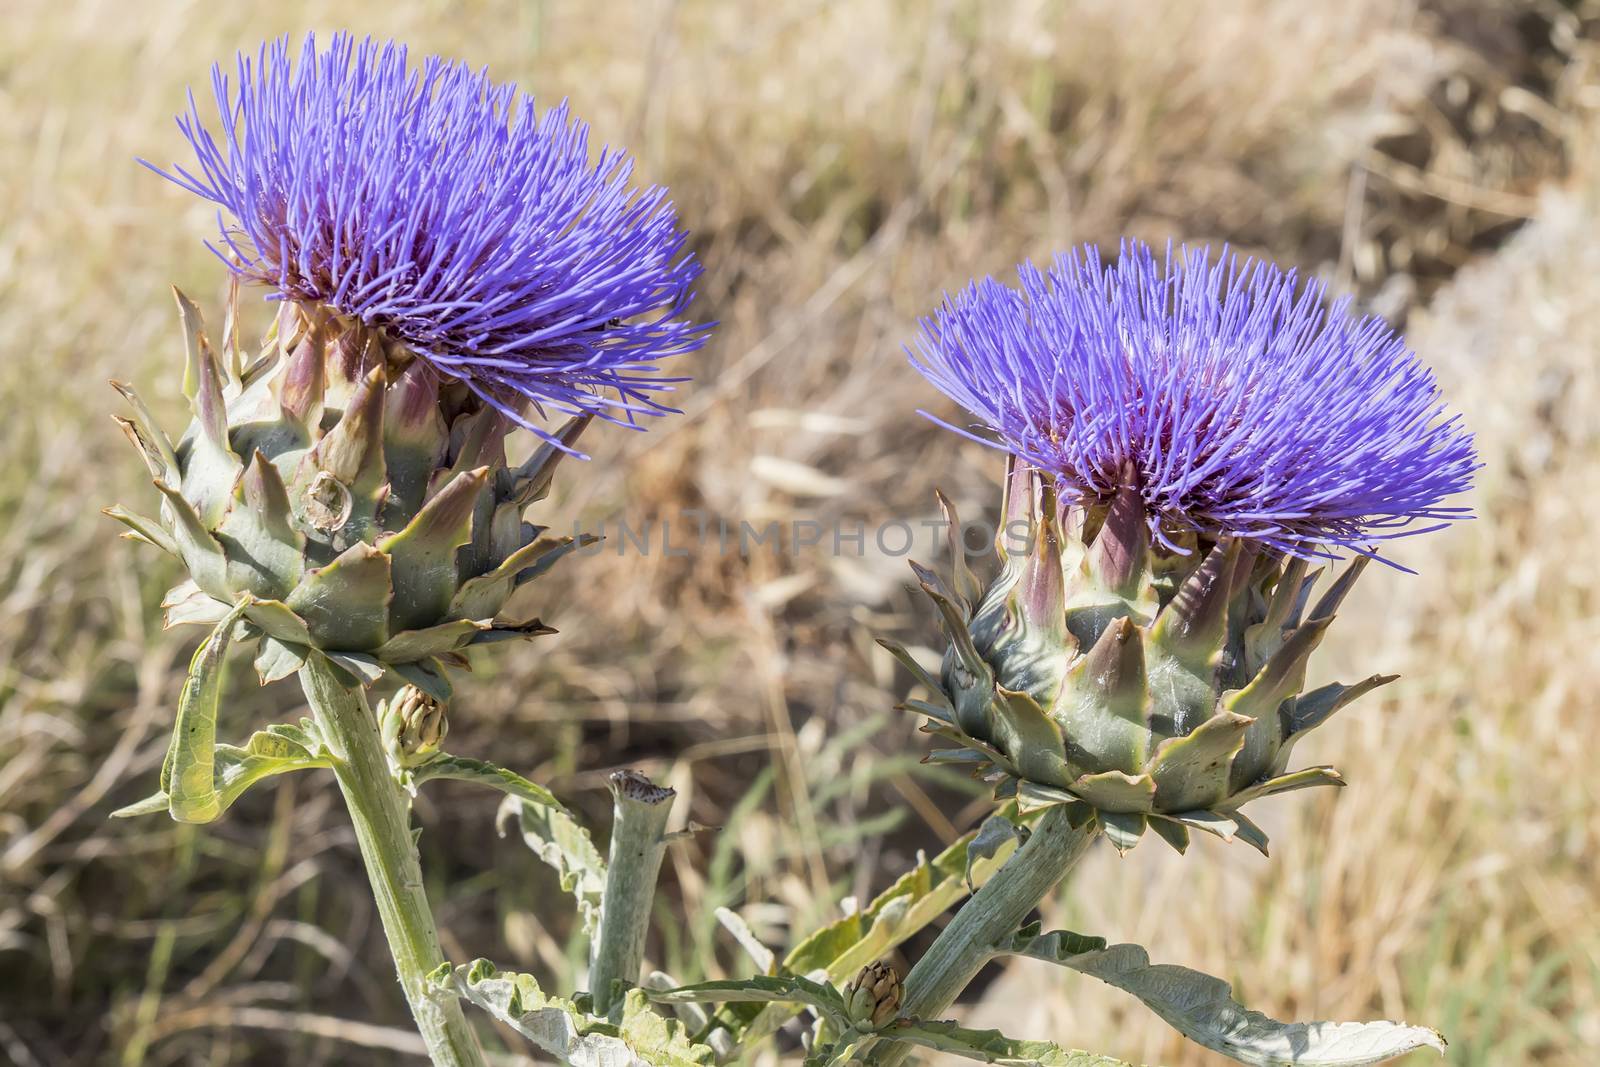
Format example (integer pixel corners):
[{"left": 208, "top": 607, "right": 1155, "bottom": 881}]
[
  {"left": 412, "top": 754, "right": 568, "bottom": 813},
  {"left": 996, "top": 931, "right": 1445, "bottom": 1066},
  {"left": 114, "top": 720, "right": 329, "bottom": 821},
  {"left": 884, "top": 1020, "right": 1135, "bottom": 1066},
  {"left": 432, "top": 960, "right": 714, "bottom": 1067},
  {"left": 155, "top": 600, "right": 250, "bottom": 823},
  {"left": 497, "top": 794, "right": 608, "bottom": 937},
  {"left": 645, "top": 975, "right": 847, "bottom": 1025}
]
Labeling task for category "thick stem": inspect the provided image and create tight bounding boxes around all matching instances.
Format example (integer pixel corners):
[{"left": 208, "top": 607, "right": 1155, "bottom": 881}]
[
  {"left": 589, "top": 769, "right": 676, "bottom": 1014},
  {"left": 301, "top": 654, "right": 486, "bottom": 1067},
  {"left": 868, "top": 805, "right": 1097, "bottom": 1065}
]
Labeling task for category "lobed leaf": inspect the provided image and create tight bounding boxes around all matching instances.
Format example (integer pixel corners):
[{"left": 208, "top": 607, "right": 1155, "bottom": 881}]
[
  {"left": 884, "top": 1020, "right": 1135, "bottom": 1066},
  {"left": 432, "top": 960, "right": 714, "bottom": 1067},
  {"left": 412, "top": 754, "right": 568, "bottom": 814},
  {"left": 497, "top": 794, "right": 608, "bottom": 937},
  {"left": 115, "top": 721, "right": 329, "bottom": 821},
  {"left": 995, "top": 931, "right": 1445, "bottom": 1066},
  {"left": 645, "top": 975, "right": 846, "bottom": 1024}
]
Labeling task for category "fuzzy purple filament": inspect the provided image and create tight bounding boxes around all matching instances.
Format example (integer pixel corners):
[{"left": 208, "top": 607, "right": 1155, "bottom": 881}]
[
  {"left": 910, "top": 241, "right": 1477, "bottom": 559},
  {"left": 147, "top": 33, "right": 706, "bottom": 441}
]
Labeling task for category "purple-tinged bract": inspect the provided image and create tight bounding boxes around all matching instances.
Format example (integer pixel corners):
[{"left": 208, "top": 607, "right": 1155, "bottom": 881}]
[
  {"left": 149, "top": 33, "right": 706, "bottom": 439},
  {"left": 910, "top": 241, "right": 1477, "bottom": 558}
]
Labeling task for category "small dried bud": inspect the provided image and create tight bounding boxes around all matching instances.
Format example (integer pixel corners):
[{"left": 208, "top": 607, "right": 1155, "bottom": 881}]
[
  {"left": 843, "top": 961, "right": 902, "bottom": 1030},
  {"left": 380, "top": 686, "right": 448, "bottom": 766}
]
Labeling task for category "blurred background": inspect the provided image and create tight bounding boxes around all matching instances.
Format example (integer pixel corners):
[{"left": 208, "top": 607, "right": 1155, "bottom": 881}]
[{"left": 2, "top": 1, "right": 1597, "bottom": 1064}]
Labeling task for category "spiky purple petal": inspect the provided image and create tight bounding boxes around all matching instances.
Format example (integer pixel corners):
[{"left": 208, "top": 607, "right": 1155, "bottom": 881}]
[
  {"left": 147, "top": 33, "right": 707, "bottom": 441},
  {"left": 910, "top": 241, "right": 1477, "bottom": 558}
]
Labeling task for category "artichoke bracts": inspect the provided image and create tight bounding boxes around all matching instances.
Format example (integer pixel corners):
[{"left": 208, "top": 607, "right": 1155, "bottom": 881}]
[
  {"left": 886, "top": 460, "right": 1392, "bottom": 854},
  {"left": 107, "top": 293, "right": 593, "bottom": 700},
  {"left": 894, "top": 242, "right": 1478, "bottom": 855}
]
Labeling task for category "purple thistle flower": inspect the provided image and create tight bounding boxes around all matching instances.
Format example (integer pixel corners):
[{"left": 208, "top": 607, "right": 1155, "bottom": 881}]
[
  {"left": 146, "top": 33, "right": 706, "bottom": 442},
  {"left": 909, "top": 241, "right": 1477, "bottom": 559}
]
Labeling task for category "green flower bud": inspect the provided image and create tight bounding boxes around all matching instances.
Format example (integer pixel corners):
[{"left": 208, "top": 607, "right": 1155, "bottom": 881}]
[
  {"left": 380, "top": 686, "right": 449, "bottom": 767},
  {"left": 844, "top": 961, "right": 903, "bottom": 1030}
]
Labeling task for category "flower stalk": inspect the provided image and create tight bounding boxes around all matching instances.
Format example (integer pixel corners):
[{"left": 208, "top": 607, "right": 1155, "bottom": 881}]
[
  {"left": 866, "top": 806, "right": 1097, "bottom": 1066},
  {"left": 590, "top": 770, "right": 676, "bottom": 1014},
  {"left": 300, "top": 653, "right": 486, "bottom": 1067}
]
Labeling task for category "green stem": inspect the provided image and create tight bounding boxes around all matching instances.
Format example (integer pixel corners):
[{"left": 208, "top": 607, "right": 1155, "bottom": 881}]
[
  {"left": 867, "top": 805, "right": 1097, "bottom": 1065},
  {"left": 300, "top": 654, "right": 486, "bottom": 1067},
  {"left": 589, "top": 769, "right": 676, "bottom": 1014}
]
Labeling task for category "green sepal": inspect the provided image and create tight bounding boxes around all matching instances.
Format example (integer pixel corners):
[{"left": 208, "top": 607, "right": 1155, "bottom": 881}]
[
  {"left": 177, "top": 295, "right": 245, "bottom": 528},
  {"left": 254, "top": 636, "right": 309, "bottom": 684},
  {"left": 1148, "top": 817, "right": 1191, "bottom": 853},
  {"left": 110, "top": 380, "right": 179, "bottom": 486},
  {"left": 324, "top": 650, "right": 385, "bottom": 687},
  {"left": 1226, "top": 615, "right": 1334, "bottom": 721},
  {"left": 1150, "top": 539, "right": 1241, "bottom": 670},
  {"left": 1012, "top": 484, "right": 1068, "bottom": 646},
  {"left": 911, "top": 560, "right": 990, "bottom": 685},
  {"left": 376, "top": 619, "right": 487, "bottom": 662},
  {"left": 922, "top": 747, "right": 994, "bottom": 767},
  {"left": 1145, "top": 711, "right": 1251, "bottom": 812},
  {"left": 919, "top": 722, "right": 1014, "bottom": 776},
  {"left": 215, "top": 452, "right": 306, "bottom": 599},
  {"left": 901, "top": 698, "right": 956, "bottom": 725},
  {"left": 1227, "top": 765, "right": 1345, "bottom": 809},
  {"left": 1272, "top": 674, "right": 1396, "bottom": 775},
  {"left": 505, "top": 413, "right": 590, "bottom": 507},
  {"left": 934, "top": 489, "right": 985, "bottom": 609},
  {"left": 1230, "top": 808, "right": 1271, "bottom": 856},
  {"left": 449, "top": 536, "right": 584, "bottom": 622},
  {"left": 172, "top": 287, "right": 210, "bottom": 403},
  {"left": 273, "top": 326, "right": 325, "bottom": 435},
  {"left": 380, "top": 359, "right": 449, "bottom": 519},
  {"left": 284, "top": 542, "right": 393, "bottom": 650},
  {"left": 380, "top": 465, "right": 488, "bottom": 631},
  {"left": 1097, "top": 811, "right": 1146, "bottom": 853},
  {"left": 989, "top": 687, "right": 1071, "bottom": 789},
  {"left": 1014, "top": 780, "right": 1080, "bottom": 814},
  {"left": 1158, "top": 809, "right": 1240, "bottom": 843},
  {"left": 876, "top": 638, "right": 954, "bottom": 719},
  {"left": 160, "top": 580, "right": 231, "bottom": 628},
  {"left": 390, "top": 658, "right": 455, "bottom": 702},
  {"left": 1056, "top": 616, "right": 1150, "bottom": 776},
  {"left": 241, "top": 598, "right": 315, "bottom": 645},
  {"left": 1308, "top": 556, "right": 1369, "bottom": 622},
  {"left": 1067, "top": 769, "right": 1155, "bottom": 814},
  {"left": 1243, "top": 556, "right": 1309, "bottom": 673},
  {"left": 103, "top": 505, "right": 178, "bottom": 557},
  {"left": 1084, "top": 479, "right": 1148, "bottom": 600},
  {"left": 152, "top": 480, "right": 231, "bottom": 600},
  {"left": 300, "top": 365, "right": 388, "bottom": 542}
]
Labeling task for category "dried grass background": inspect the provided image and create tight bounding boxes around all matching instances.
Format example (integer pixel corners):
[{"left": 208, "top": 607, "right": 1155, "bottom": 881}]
[{"left": 1, "top": 1, "right": 1597, "bottom": 1064}]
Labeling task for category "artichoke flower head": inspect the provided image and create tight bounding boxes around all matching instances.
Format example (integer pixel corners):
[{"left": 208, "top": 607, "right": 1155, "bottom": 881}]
[
  {"left": 108, "top": 34, "right": 705, "bottom": 700},
  {"left": 890, "top": 242, "right": 1477, "bottom": 853}
]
